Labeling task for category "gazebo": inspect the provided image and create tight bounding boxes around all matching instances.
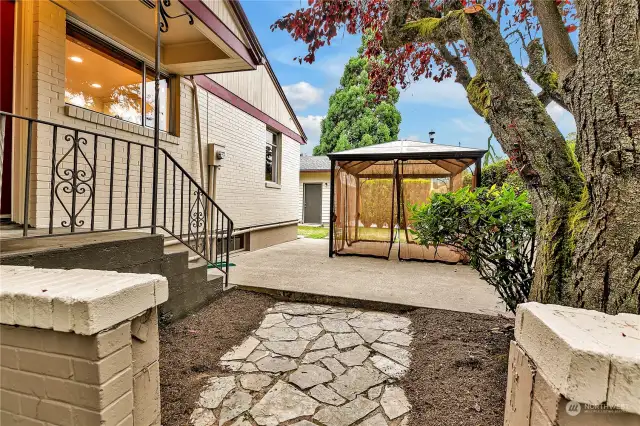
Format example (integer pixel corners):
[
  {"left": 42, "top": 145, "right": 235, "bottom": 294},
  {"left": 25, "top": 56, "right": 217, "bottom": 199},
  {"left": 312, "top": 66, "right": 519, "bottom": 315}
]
[{"left": 327, "top": 140, "right": 486, "bottom": 262}]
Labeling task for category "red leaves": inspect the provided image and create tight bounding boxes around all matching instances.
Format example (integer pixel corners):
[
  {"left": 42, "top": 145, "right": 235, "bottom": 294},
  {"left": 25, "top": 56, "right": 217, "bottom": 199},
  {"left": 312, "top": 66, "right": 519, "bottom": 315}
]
[{"left": 271, "top": 0, "right": 578, "bottom": 99}]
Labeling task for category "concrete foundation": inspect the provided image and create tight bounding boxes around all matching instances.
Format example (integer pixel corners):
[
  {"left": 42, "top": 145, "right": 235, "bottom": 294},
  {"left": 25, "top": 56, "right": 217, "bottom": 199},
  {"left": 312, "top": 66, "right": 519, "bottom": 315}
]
[{"left": 247, "top": 223, "right": 298, "bottom": 251}]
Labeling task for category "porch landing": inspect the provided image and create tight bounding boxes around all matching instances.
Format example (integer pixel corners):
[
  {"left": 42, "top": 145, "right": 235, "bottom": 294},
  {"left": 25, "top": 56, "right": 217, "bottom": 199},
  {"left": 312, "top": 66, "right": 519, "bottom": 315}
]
[{"left": 230, "top": 238, "right": 508, "bottom": 316}]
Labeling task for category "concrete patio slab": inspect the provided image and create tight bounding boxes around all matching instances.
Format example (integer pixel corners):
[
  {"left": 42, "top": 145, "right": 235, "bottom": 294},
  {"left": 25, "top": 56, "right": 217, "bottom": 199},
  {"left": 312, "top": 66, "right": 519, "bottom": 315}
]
[{"left": 230, "top": 238, "right": 507, "bottom": 316}]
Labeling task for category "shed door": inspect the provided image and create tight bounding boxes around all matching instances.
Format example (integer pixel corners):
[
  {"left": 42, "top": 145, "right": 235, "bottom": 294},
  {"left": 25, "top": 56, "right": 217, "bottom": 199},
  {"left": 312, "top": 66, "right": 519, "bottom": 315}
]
[{"left": 304, "top": 184, "right": 322, "bottom": 224}]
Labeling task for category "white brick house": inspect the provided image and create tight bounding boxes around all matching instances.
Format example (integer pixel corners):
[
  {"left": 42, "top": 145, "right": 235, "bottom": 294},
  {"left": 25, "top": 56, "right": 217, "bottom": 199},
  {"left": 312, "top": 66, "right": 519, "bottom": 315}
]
[{"left": 1, "top": 0, "right": 306, "bottom": 252}]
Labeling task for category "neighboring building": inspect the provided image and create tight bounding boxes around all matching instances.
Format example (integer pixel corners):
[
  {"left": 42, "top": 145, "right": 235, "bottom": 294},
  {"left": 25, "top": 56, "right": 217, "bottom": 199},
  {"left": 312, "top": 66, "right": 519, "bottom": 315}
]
[
  {"left": 1, "top": 0, "right": 306, "bottom": 253},
  {"left": 299, "top": 155, "right": 330, "bottom": 225}
]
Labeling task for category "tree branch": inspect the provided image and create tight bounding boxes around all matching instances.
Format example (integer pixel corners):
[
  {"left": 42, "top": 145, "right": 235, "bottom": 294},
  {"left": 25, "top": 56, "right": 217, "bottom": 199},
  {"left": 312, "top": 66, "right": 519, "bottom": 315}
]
[
  {"left": 382, "top": 1, "right": 462, "bottom": 50},
  {"left": 435, "top": 42, "right": 472, "bottom": 87},
  {"left": 525, "top": 39, "right": 571, "bottom": 112},
  {"left": 531, "top": 0, "right": 577, "bottom": 81}
]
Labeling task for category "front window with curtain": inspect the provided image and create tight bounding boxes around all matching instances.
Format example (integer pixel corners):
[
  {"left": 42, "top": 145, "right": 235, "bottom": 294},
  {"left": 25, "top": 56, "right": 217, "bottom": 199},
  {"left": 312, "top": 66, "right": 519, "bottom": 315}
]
[
  {"left": 64, "top": 23, "right": 171, "bottom": 132},
  {"left": 266, "top": 130, "right": 280, "bottom": 183}
]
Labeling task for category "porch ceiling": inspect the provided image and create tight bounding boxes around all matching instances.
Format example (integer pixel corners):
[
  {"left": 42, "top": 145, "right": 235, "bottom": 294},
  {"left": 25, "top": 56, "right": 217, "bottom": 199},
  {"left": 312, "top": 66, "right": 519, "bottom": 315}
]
[{"left": 55, "top": 0, "right": 255, "bottom": 75}]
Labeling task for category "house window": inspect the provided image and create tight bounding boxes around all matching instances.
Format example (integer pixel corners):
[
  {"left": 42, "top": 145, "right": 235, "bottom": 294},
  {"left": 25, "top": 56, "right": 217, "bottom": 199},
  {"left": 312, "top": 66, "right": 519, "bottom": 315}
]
[
  {"left": 266, "top": 130, "right": 281, "bottom": 183},
  {"left": 64, "top": 23, "right": 172, "bottom": 133}
]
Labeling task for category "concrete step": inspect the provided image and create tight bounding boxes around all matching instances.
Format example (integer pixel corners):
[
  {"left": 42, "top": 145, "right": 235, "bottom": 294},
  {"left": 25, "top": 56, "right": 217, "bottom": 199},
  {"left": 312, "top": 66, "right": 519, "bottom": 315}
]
[{"left": 0, "top": 230, "right": 225, "bottom": 324}]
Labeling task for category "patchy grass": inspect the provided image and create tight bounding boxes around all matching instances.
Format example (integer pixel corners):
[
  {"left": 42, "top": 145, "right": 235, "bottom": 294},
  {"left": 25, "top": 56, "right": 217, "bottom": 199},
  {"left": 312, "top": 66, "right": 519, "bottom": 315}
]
[
  {"left": 298, "top": 225, "right": 329, "bottom": 239},
  {"left": 298, "top": 225, "right": 414, "bottom": 241}
]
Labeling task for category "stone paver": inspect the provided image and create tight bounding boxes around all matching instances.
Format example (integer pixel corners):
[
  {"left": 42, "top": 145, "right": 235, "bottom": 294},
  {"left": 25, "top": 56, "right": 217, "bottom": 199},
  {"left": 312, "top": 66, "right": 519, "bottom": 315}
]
[
  {"left": 221, "top": 336, "right": 261, "bottom": 361},
  {"left": 371, "top": 342, "right": 411, "bottom": 367},
  {"left": 378, "top": 330, "right": 412, "bottom": 346},
  {"left": 240, "top": 373, "right": 272, "bottom": 391},
  {"left": 255, "top": 325, "right": 298, "bottom": 341},
  {"left": 263, "top": 340, "right": 310, "bottom": 357},
  {"left": 289, "top": 364, "right": 333, "bottom": 389},
  {"left": 256, "top": 356, "right": 298, "bottom": 373},
  {"left": 310, "top": 333, "right": 335, "bottom": 350},
  {"left": 380, "top": 386, "right": 411, "bottom": 419},
  {"left": 302, "top": 347, "right": 340, "bottom": 364},
  {"left": 219, "top": 390, "right": 253, "bottom": 424},
  {"left": 354, "top": 327, "right": 385, "bottom": 344},
  {"left": 250, "top": 381, "right": 320, "bottom": 425},
  {"left": 360, "top": 413, "right": 389, "bottom": 426},
  {"left": 334, "top": 345, "right": 371, "bottom": 367},
  {"left": 197, "top": 376, "right": 236, "bottom": 409},
  {"left": 334, "top": 332, "right": 365, "bottom": 349},
  {"left": 309, "top": 384, "right": 347, "bottom": 406},
  {"left": 329, "top": 364, "right": 387, "bottom": 400},
  {"left": 321, "top": 318, "right": 354, "bottom": 333},
  {"left": 321, "top": 357, "right": 346, "bottom": 376},
  {"left": 313, "top": 396, "right": 379, "bottom": 426},
  {"left": 190, "top": 302, "right": 413, "bottom": 425},
  {"left": 370, "top": 355, "right": 408, "bottom": 379}
]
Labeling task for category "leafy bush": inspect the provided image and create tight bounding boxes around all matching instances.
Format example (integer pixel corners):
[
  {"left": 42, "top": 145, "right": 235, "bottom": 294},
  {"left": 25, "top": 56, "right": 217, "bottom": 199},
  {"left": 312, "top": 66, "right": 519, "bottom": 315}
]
[
  {"left": 410, "top": 185, "right": 535, "bottom": 313},
  {"left": 482, "top": 159, "right": 525, "bottom": 191}
]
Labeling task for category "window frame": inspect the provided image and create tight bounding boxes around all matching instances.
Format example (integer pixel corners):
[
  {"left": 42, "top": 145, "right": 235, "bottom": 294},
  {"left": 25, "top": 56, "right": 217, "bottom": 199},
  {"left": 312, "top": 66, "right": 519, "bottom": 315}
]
[
  {"left": 64, "top": 21, "right": 179, "bottom": 136},
  {"left": 265, "top": 129, "right": 281, "bottom": 185}
]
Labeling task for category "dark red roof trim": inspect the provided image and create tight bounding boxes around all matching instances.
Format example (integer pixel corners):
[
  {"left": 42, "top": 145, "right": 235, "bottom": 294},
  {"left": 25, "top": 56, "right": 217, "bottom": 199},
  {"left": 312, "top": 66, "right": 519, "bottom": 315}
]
[
  {"left": 178, "top": 0, "right": 259, "bottom": 69},
  {"left": 194, "top": 75, "right": 306, "bottom": 145}
]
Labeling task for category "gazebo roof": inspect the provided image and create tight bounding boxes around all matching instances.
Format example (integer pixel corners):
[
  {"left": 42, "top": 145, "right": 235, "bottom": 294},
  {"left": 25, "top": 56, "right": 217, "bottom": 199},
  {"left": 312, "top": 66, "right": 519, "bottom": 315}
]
[
  {"left": 327, "top": 140, "right": 486, "bottom": 178},
  {"left": 326, "top": 140, "right": 487, "bottom": 161}
]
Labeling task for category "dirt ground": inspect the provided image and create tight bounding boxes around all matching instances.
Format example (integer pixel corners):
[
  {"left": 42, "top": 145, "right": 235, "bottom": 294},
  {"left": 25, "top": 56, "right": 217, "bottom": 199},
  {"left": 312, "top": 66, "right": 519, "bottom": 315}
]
[
  {"left": 159, "top": 289, "right": 276, "bottom": 426},
  {"left": 159, "top": 290, "right": 513, "bottom": 426},
  {"left": 400, "top": 308, "right": 514, "bottom": 426}
]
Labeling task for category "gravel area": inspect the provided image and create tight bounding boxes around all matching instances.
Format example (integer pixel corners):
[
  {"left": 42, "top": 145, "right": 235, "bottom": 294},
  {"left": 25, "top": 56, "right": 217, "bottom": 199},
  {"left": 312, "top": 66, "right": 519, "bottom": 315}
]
[{"left": 400, "top": 308, "right": 514, "bottom": 426}]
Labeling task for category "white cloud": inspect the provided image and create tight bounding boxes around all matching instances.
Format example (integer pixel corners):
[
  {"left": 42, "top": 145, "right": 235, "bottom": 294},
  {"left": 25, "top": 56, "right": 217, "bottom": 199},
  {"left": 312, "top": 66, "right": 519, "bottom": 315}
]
[
  {"left": 546, "top": 102, "right": 577, "bottom": 136},
  {"left": 402, "top": 134, "right": 422, "bottom": 141},
  {"left": 283, "top": 82, "right": 324, "bottom": 112},
  {"left": 398, "top": 78, "right": 469, "bottom": 109},
  {"left": 451, "top": 117, "right": 480, "bottom": 133},
  {"left": 297, "top": 115, "right": 324, "bottom": 154}
]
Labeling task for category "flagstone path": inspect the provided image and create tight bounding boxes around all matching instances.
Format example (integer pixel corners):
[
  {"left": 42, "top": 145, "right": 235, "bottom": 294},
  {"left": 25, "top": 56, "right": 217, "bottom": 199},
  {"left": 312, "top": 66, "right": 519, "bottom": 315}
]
[{"left": 189, "top": 302, "right": 413, "bottom": 426}]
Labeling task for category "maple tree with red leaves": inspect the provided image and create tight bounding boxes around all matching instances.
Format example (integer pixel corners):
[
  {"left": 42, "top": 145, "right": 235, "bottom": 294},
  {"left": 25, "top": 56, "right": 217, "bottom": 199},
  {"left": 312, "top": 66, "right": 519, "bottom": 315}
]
[{"left": 273, "top": 0, "right": 640, "bottom": 314}]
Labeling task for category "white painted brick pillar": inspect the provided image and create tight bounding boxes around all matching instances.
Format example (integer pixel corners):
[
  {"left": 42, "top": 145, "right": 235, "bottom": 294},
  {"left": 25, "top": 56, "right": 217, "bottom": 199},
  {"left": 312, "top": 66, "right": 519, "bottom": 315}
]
[
  {"left": 504, "top": 302, "right": 640, "bottom": 426},
  {"left": 0, "top": 266, "right": 168, "bottom": 426}
]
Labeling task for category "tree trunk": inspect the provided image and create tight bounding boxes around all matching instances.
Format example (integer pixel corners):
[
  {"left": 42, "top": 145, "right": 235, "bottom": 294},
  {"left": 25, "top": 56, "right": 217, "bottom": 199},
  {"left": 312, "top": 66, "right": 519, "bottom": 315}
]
[
  {"left": 565, "top": 0, "right": 640, "bottom": 313},
  {"left": 457, "top": 9, "right": 584, "bottom": 306},
  {"left": 382, "top": 0, "right": 640, "bottom": 313}
]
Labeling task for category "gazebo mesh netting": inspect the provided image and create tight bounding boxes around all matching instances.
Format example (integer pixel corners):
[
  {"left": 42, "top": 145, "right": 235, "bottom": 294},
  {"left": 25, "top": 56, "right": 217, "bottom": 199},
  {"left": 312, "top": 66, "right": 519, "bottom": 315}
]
[{"left": 329, "top": 141, "right": 485, "bottom": 263}]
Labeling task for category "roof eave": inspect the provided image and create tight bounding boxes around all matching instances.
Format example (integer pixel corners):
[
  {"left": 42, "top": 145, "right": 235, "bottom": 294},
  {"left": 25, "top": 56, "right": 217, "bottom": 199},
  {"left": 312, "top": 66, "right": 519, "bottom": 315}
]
[{"left": 327, "top": 150, "right": 488, "bottom": 162}]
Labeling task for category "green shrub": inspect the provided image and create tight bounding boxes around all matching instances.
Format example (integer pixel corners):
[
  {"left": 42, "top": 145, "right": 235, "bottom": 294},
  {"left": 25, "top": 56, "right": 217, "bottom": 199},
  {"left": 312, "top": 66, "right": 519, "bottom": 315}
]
[
  {"left": 482, "top": 159, "right": 524, "bottom": 191},
  {"left": 410, "top": 185, "right": 535, "bottom": 313}
]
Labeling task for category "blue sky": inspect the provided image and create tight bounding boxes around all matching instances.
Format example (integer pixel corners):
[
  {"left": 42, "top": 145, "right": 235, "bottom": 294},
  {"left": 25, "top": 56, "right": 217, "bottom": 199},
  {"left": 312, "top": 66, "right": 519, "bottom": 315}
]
[{"left": 241, "top": 0, "right": 578, "bottom": 156}]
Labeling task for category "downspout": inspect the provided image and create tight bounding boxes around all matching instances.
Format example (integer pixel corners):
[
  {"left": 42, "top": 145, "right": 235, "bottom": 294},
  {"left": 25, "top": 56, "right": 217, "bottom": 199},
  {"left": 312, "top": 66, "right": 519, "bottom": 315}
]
[{"left": 189, "top": 76, "right": 206, "bottom": 188}]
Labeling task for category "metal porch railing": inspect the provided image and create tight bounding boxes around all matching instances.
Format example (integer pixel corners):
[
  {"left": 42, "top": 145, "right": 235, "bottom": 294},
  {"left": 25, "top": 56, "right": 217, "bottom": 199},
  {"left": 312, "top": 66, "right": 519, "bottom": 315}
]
[{"left": 0, "top": 111, "right": 233, "bottom": 285}]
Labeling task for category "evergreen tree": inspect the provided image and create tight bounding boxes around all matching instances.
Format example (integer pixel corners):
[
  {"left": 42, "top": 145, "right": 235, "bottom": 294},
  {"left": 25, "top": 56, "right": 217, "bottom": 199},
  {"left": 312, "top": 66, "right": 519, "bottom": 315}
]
[{"left": 313, "top": 41, "right": 401, "bottom": 155}]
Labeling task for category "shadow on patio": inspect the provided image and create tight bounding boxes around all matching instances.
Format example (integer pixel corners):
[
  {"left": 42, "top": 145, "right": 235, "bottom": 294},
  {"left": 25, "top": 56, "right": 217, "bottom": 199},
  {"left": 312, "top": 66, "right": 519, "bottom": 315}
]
[{"left": 229, "top": 238, "right": 508, "bottom": 316}]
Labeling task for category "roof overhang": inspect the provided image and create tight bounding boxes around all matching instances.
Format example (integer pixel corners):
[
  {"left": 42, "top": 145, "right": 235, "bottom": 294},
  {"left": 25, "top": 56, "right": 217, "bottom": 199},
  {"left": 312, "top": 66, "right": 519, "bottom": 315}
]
[{"left": 55, "top": 0, "right": 261, "bottom": 75}]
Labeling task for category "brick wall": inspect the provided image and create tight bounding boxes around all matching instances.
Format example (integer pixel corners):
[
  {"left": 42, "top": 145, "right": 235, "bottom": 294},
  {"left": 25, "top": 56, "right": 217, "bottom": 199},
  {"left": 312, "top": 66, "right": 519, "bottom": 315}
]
[
  {"left": 1, "top": 309, "right": 161, "bottom": 426},
  {"left": 21, "top": 0, "right": 300, "bottom": 232},
  {"left": 1, "top": 322, "right": 136, "bottom": 425}
]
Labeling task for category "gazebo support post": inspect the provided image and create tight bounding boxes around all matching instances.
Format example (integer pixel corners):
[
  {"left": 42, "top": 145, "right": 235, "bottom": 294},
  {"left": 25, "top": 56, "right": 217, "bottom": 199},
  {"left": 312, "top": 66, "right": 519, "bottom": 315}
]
[
  {"left": 329, "top": 159, "right": 335, "bottom": 257},
  {"left": 354, "top": 176, "right": 360, "bottom": 242},
  {"left": 473, "top": 158, "right": 482, "bottom": 188}
]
